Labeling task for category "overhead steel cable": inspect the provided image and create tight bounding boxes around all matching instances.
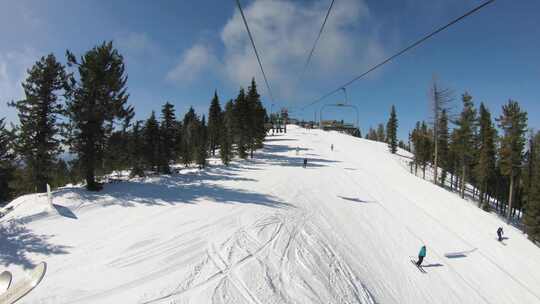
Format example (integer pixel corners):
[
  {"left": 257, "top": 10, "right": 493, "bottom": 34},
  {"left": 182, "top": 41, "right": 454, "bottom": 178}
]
[
  {"left": 301, "top": 0, "right": 495, "bottom": 110},
  {"left": 297, "top": 0, "right": 336, "bottom": 85},
  {"left": 235, "top": 0, "right": 275, "bottom": 103}
]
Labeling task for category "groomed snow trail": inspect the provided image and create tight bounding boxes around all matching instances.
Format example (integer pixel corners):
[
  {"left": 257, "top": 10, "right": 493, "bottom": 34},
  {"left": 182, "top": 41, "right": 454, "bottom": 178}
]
[{"left": 1, "top": 125, "right": 540, "bottom": 303}]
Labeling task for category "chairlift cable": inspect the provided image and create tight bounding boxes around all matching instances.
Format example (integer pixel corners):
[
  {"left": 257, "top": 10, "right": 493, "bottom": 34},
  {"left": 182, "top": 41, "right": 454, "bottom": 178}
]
[
  {"left": 235, "top": 0, "right": 275, "bottom": 103},
  {"left": 296, "top": 0, "right": 336, "bottom": 89},
  {"left": 301, "top": 0, "right": 495, "bottom": 110}
]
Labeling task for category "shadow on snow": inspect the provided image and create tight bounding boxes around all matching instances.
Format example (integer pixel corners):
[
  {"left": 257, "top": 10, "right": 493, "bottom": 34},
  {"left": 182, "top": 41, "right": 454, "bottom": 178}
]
[
  {"left": 338, "top": 196, "right": 376, "bottom": 204},
  {"left": 53, "top": 163, "right": 291, "bottom": 209},
  {"left": 0, "top": 221, "right": 70, "bottom": 269}
]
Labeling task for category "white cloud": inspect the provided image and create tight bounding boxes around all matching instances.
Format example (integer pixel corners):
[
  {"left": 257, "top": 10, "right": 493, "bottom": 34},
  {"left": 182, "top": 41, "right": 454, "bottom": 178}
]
[
  {"left": 117, "top": 32, "right": 158, "bottom": 56},
  {"left": 166, "top": 44, "right": 219, "bottom": 84},
  {"left": 166, "top": 0, "right": 386, "bottom": 103},
  {"left": 0, "top": 49, "right": 38, "bottom": 123}
]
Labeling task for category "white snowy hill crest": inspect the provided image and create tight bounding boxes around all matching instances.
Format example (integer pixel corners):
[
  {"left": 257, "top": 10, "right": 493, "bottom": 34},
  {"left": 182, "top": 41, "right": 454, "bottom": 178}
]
[{"left": 1, "top": 125, "right": 539, "bottom": 303}]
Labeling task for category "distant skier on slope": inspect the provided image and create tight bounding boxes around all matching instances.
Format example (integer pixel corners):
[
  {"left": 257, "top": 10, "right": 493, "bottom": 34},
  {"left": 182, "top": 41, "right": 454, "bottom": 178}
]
[
  {"left": 296, "top": 146, "right": 299, "bottom": 155},
  {"left": 416, "top": 245, "right": 427, "bottom": 266},
  {"left": 303, "top": 158, "right": 307, "bottom": 168},
  {"left": 497, "top": 227, "right": 504, "bottom": 242},
  {"left": 331, "top": 144, "right": 334, "bottom": 151}
]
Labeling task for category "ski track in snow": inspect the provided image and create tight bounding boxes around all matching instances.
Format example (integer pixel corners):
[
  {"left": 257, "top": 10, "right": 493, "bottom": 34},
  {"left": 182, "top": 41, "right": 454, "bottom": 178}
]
[{"left": 2, "top": 125, "right": 540, "bottom": 303}]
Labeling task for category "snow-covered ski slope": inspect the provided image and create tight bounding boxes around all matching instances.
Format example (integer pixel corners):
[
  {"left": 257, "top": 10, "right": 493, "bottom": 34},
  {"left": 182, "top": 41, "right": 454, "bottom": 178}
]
[{"left": 1, "top": 125, "right": 540, "bottom": 304}]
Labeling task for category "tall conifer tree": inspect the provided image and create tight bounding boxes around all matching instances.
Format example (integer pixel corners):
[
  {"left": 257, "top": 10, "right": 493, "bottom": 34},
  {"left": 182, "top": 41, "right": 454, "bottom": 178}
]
[
  {"left": 160, "top": 102, "right": 177, "bottom": 173},
  {"left": 143, "top": 112, "right": 160, "bottom": 172},
  {"left": 376, "top": 123, "right": 386, "bottom": 142},
  {"left": 207, "top": 91, "right": 223, "bottom": 156},
  {"left": 65, "top": 42, "right": 131, "bottom": 191},
  {"left": 454, "top": 92, "right": 477, "bottom": 198},
  {"left": 437, "top": 109, "right": 450, "bottom": 186},
  {"left": 181, "top": 107, "right": 198, "bottom": 167},
  {"left": 0, "top": 119, "right": 15, "bottom": 202},
  {"left": 220, "top": 100, "right": 235, "bottom": 166},
  {"left": 234, "top": 88, "right": 249, "bottom": 159},
  {"left": 386, "top": 105, "right": 398, "bottom": 154},
  {"left": 498, "top": 100, "right": 528, "bottom": 222},
  {"left": 474, "top": 103, "right": 497, "bottom": 209},
  {"left": 129, "top": 120, "right": 145, "bottom": 177},
  {"left": 9, "top": 54, "right": 68, "bottom": 192},
  {"left": 524, "top": 132, "right": 540, "bottom": 242}
]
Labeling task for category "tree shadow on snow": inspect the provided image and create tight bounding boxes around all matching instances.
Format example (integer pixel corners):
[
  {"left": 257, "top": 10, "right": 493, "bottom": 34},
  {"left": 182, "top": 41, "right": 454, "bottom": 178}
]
[
  {"left": 338, "top": 196, "right": 376, "bottom": 204},
  {"left": 53, "top": 164, "right": 291, "bottom": 209},
  {"left": 0, "top": 221, "right": 70, "bottom": 269},
  {"left": 52, "top": 204, "right": 78, "bottom": 219},
  {"left": 252, "top": 144, "right": 339, "bottom": 168}
]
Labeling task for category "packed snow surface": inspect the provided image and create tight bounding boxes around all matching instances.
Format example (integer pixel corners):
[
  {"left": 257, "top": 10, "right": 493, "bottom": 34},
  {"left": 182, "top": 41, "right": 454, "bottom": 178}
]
[{"left": 1, "top": 125, "right": 540, "bottom": 304}]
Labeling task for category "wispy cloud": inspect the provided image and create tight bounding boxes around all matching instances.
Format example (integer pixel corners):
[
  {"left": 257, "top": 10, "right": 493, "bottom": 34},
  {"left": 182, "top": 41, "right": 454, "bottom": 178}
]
[
  {"left": 117, "top": 32, "right": 159, "bottom": 57},
  {"left": 0, "top": 48, "right": 39, "bottom": 123},
  {"left": 166, "top": 0, "right": 386, "bottom": 103},
  {"left": 166, "top": 44, "right": 219, "bottom": 84}
]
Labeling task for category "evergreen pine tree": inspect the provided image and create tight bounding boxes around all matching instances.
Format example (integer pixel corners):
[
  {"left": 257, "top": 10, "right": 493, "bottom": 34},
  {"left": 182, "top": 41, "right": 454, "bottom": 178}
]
[
  {"left": 0, "top": 118, "right": 15, "bottom": 203},
  {"left": 51, "top": 159, "right": 70, "bottom": 189},
  {"left": 386, "top": 105, "right": 398, "bottom": 154},
  {"left": 524, "top": 131, "right": 540, "bottom": 242},
  {"left": 220, "top": 100, "right": 235, "bottom": 166},
  {"left": 376, "top": 123, "right": 386, "bottom": 142},
  {"left": 182, "top": 107, "right": 198, "bottom": 167},
  {"left": 411, "top": 122, "right": 422, "bottom": 175},
  {"left": 129, "top": 120, "right": 145, "bottom": 177},
  {"left": 474, "top": 103, "right": 497, "bottom": 210},
  {"left": 420, "top": 122, "right": 433, "bottom": 179},
  {"left": 143, "top": 112, "right": 160, "bottom": 172},
  {"left": 160, "top": 102, "right": 177, "bottom": 173},
  {"left": 207, "top": 91, "right": 223, "bottom": 156},
  {"left": 65, "top": 42, "right": 131, "bottom": 191},
  {"left": 234, "top": 88, "right": 249, "bottom": 159},
  {"left": 174, "top": 120, "right": 183, "bottom": 165},
  {"left": 498, "top": 100, "right": 528, "bottom": 222},
  {"left": 246, "top": 78, "right": 266, "bottom": 158},
  {"left": 454, "top": 92, "right": 477, "bottom": 198},
  {"left": 195, "top": 116, "right": 208, "bottom": 168},
  {"left": 367, "top": 127, "right": 377, "bottom": 141},
  {"left": 9, "top": 54, "right": 68, "bottom": 192},
  {"left": 437, "top": 109, "right": 450, "bottom": 186},
  {"left": 104, "top": 130, "right": 131, "bottom": 174}
]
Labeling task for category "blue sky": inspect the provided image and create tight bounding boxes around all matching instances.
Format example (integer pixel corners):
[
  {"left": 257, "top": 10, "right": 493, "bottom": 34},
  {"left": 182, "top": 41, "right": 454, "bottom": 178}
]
[{"left": 0, "top": 0, "right": 538, "bottom": 140}]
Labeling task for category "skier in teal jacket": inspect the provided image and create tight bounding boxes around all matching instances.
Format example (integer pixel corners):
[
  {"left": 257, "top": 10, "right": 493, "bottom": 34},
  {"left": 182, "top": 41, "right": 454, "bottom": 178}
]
[{"left": 416, "top": 245, "right": 427, "bottom": 266}]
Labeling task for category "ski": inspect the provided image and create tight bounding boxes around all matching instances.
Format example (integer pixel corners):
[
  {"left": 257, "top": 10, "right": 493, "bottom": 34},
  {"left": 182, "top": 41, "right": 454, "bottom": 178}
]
[
  {"left": 410, "top": 259, "right": 426, "bottom": 273},
  {"left": 0, "top": 271, "right": 12, "bottom": 293},
  {"left": 0, "top": 262, "right": 46, "bottom": 304}
]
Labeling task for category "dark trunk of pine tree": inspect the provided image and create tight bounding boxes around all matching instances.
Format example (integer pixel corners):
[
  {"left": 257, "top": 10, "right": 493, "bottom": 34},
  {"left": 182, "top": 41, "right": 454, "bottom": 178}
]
[
  {"left": 460, "top": 164, "right": 466, "bottom": 199},
  {"left": 85, "top": 165, "right": 99, "bottom": 191},
  {"left": 507, "top": 173, "right": 515, "bottom": 223}
]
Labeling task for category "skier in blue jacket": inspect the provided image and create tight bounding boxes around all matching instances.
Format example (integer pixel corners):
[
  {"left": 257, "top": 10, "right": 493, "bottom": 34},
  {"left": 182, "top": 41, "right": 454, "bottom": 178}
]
[{"left": 416, "top": 245, "right": 427, "bottom": 266}]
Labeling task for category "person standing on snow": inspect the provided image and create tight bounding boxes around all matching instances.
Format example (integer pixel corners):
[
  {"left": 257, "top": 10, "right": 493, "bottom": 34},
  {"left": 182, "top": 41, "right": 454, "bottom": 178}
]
[
  {"left": 416, "top": 245, "right": 427, "bottom": 266},
  {"left": 303, "top": 158, "right": 307, "bottom": 168},
  {"left": 331, "top": 144, "right": 334, "bottom": 151},
  {"left": 497, "top": 227, "right": 504, "bottom": 242}
]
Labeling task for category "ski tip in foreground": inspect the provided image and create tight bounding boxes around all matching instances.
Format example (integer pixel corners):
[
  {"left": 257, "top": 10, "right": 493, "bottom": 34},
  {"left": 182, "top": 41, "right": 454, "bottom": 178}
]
[
  {"left": 0, "top": 261, "right": 47, "bottom": 304},
  {"left": 0, "top": 271, "right": 12, "bottom": 293}
]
